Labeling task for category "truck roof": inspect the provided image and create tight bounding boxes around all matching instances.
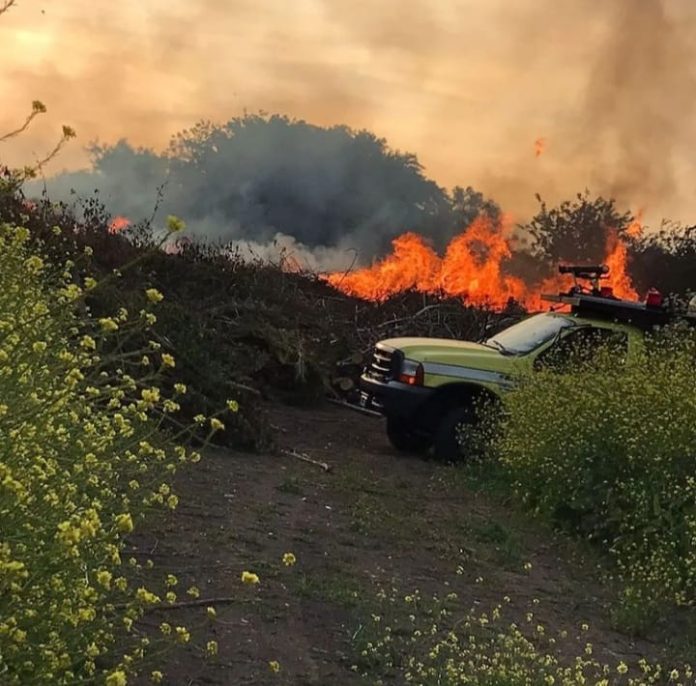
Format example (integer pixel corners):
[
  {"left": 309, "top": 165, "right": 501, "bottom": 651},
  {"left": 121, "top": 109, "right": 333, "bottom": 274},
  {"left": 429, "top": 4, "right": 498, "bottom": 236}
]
[{"left": 541, "top": 292, "right": 673, "bottom": 331}]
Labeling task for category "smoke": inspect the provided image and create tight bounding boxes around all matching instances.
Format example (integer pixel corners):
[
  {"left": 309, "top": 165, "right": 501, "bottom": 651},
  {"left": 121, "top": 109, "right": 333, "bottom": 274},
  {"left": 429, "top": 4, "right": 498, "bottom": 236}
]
[
  {"left": 221, "top": 232, "right": 359, "bottom": 273},
  {"left": 580, "top": 0, "right": 696, "bottom": 206},
  {"left": 29, "top": 115, "right": 472, "bottom": 270},
  {"left": 6, "top": 0, "right": 696, "bottom": 267},
  {"left": 478, "top": 0, "right": 696, "bottom": 224}
]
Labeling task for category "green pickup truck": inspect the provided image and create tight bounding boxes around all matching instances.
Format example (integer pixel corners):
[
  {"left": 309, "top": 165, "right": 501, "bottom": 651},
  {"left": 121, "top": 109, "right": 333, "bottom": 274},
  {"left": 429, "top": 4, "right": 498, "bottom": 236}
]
[{"left": 357, "top": 266, "right": 695, "bottom": 461}]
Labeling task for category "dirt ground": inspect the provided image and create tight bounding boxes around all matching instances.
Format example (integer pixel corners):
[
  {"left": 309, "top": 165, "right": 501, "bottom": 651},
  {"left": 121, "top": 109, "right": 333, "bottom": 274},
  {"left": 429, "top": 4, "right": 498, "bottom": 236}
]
[{"left": 131, "top": 402, "right": 688, "bottom": 685}]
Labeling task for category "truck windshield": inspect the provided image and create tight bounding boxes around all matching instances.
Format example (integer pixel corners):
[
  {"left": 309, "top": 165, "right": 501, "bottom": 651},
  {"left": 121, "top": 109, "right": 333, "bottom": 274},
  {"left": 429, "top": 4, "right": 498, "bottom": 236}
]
[{"left": 485, "top": 313, "right": 576, "bottom": 355}]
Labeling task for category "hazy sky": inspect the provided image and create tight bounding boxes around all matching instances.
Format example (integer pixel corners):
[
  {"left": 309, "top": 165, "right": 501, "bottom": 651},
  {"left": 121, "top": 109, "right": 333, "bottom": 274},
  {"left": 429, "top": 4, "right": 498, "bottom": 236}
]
[{"left": 1, "top": 0, "right": 695, "bottom": 225}]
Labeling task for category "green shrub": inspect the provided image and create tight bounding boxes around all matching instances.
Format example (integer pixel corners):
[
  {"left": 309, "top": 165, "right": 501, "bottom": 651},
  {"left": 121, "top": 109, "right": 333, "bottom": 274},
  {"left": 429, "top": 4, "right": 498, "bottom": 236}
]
[
  {"left": 495, "top": 328, "right": 696, "bottom": 618},
  {"left": 0, "top": 222, "right": 220, "bottom": 683}
]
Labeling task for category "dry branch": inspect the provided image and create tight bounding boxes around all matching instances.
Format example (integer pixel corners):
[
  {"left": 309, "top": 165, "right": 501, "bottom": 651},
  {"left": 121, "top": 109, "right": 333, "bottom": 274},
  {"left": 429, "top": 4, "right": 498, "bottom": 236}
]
[{"left": 281, "top": 448, "right": 332, "bottom": 472}]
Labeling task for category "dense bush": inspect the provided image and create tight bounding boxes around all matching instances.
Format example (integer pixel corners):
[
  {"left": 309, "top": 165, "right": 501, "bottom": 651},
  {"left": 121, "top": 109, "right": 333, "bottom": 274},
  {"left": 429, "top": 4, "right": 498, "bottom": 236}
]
[
  {"left": 629, "top": 223, "right": 696, "bottom": 297},
  {"left": 0, "top": 221, "right": 221, "bottom": 683},
  {"left": 495, "top": 328, "right": 696, "bottom": 622}
]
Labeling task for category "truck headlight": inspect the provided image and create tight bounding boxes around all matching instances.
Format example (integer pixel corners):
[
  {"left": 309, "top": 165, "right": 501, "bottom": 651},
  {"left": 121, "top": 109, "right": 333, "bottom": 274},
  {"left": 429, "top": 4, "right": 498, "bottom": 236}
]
[{"left": 398, "top": 359, "right": 424, "bottom": 386}]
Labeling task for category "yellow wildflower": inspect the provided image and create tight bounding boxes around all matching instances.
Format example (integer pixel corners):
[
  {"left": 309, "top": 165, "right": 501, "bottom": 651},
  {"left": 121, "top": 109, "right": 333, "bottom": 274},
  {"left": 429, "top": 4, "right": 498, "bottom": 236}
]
[
  {"left": 166, "top": 215, "right": 186, "bottom": 233},
  {"left": 24, "top": 255, "right": 44, "bottom": 273},
  {"left": 106, "top": 670, "right": 127, "bottom": 686},
  {"left": 96, "top": 570, "right": 112, "bottom": 589},
  {"left": 269, "top": 661, "right": 281, "bottom": 673},
  {"left": 140, "top": 388, "right": 160, "bottom": 404},
  {"left": 210, "top": 418, "right": 225, "bottom": 432},
  {"left": 206, "top": 640, "right": 218, "bottom": 656},
  {"left": 145, "top": 288, "right": 164, "bottom": 304},
  {"left": 136, "top": 587, "right": 160, "bottom": 605},
  {"left": 241, "top": 571, "right": 260, "bottom": 585},
  {"left": 99, "top": 317, "right": 119, "bottom": 332},
  {"left": 115, "top": 513, "right": 134, "bottom": 534},
  {"left": 282, "top": 552, "right": 296, "bottom": 567},
  {"left": 80, "top": 335, "right": 96, "bottom": 350}
]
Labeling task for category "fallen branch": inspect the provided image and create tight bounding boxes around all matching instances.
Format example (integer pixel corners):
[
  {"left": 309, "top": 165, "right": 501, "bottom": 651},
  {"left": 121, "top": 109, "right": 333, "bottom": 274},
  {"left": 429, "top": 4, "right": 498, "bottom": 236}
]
[
  {"left": 326, "top": 397, "right": 382, "bottom": 418},
  {"left": 149, "top": 596, "right": 237, "bottom": 611},
  {"left": 281, "top": 448, "right": 332, "bottom": 472},
  {"left": 116, "top": 595, "right": 238, "bottom": 611}
]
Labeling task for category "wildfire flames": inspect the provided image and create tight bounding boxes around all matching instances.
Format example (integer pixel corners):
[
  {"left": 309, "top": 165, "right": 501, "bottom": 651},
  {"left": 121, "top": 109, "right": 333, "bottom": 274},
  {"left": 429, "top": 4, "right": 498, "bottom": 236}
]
[
  {"left": 108, "top": 216, "right": 131, "bottom": 233},
  {"left": 534, "top": 137, "right": 546, "bottom": 158},
  {"left": 326, "top": 214, "right": 639, "bottom": 311}
]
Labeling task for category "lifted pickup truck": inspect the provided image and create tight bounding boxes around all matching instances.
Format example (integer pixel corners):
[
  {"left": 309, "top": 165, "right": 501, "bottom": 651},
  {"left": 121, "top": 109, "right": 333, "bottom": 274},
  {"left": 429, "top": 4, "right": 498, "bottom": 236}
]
[{"left": 357, "top": 266, "right": 696, "bottom": 461}]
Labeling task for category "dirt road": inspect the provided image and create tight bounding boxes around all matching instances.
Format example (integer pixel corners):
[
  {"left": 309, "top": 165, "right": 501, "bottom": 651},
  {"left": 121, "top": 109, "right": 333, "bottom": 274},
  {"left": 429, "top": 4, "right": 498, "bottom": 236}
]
[{"left": 134, "top": 402, "right": 674, "bottom": 685}]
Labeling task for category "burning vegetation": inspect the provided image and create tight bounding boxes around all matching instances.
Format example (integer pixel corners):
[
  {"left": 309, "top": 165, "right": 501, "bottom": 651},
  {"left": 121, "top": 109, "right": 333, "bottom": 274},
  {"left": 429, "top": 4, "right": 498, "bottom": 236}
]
[{"left": 326, "top": 212, "right": 638, "bottom": 310}]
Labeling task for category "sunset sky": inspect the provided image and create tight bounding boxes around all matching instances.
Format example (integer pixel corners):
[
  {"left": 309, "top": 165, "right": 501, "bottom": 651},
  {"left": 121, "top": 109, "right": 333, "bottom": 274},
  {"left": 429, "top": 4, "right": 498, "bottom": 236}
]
[{"left": 1, "top": 0, "right": 695, "bottom": 224}]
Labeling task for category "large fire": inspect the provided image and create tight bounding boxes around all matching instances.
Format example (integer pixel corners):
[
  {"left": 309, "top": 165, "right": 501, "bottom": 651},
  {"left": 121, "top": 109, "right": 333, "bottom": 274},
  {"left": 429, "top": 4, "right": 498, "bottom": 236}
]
[{"left": 326, "top": 214, "right": 639, "bottom": 311}]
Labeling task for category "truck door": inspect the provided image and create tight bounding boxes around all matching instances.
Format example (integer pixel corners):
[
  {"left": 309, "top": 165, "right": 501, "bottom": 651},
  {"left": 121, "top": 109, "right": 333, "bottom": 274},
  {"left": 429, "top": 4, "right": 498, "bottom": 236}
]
[{"left": 533, "top": 326, "right": 629, "bottom": 373}]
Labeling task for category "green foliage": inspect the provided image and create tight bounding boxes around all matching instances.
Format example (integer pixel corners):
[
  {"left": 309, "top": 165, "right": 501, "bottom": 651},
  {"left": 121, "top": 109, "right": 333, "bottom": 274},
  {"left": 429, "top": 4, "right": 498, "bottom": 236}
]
[
  {"left": 0, "top": 223, "right": 219, "bottom": 683},
  {"left": 629, "top": 222, "right": 696, "bottom": 297},
  {"left": 354, "top": 589, "right": 691, "bottom": 685},
  {"left": 524, "top": 192, "right": 634, "bottom": 265},
  {"left": 495, "top": 328, "right": 696, "bottom": 618}
]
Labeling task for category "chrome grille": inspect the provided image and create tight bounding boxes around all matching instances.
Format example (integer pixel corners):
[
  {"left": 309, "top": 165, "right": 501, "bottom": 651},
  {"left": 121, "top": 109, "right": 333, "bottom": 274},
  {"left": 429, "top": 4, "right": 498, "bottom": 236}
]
[{"left": 365, "top": 345, "right": 399, "bottom": 383}]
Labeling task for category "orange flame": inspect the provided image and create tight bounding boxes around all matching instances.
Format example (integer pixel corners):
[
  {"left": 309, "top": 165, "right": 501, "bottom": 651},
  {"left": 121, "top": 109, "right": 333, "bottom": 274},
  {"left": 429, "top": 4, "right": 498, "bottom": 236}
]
[
  {"left": 326, "top": 214, "right": 638, "bottom": 311},
  {"left": 108, "top": 216, "right": 131, "bottom": 234},
  {"left": 625, "top": 209, "right": 644, "bottom": 239},
  {"left": 604, "top": 231, "right": 638, "bottom": 300},
  {"left": 534, "top": 137, "right": 546, "bottom": 158}
]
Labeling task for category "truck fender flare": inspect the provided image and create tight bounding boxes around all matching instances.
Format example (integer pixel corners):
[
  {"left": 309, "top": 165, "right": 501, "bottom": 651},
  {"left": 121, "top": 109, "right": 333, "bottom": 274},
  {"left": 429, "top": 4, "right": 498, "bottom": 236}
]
[{"left": 420, "top": 383, "right": 499, "bottom": 429}]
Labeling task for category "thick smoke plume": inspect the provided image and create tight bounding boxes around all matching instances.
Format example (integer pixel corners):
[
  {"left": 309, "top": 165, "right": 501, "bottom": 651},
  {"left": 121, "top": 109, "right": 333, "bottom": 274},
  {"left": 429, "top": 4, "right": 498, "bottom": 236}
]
[
  {"left": 10, "top": 0, "right": 696, "bottom": 268},
  {"left": 581, "top": 0, "right": 696, "bottom": 206},
  {"left": 481, "top": 0, "right": 696, "bottom": 223},
  {"left": 32, "top": 117, "right": 494, "bottom": 269}
]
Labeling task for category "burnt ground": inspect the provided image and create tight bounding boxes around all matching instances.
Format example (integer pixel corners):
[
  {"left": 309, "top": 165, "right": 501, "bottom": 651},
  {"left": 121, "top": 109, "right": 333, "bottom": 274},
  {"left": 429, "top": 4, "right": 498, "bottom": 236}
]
[{"left": 131, "top": 402, "right": 691, "bottom": 685}]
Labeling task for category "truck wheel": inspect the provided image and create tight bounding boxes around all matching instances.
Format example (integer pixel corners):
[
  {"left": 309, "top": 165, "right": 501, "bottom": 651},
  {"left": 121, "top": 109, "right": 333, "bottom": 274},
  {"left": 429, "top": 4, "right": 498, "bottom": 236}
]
[
  {"left": 386, "top": 417, "right": 430, "bottom": 454},
  {"left": 433, "top": 405, "right": 477, "bottom": 462}
]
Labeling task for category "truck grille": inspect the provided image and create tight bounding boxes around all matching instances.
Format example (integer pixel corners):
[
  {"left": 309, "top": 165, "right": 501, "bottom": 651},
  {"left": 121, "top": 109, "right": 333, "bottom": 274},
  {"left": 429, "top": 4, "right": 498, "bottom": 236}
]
[{"left": 364, "top": 345, "right": 400, "bottom": 383}]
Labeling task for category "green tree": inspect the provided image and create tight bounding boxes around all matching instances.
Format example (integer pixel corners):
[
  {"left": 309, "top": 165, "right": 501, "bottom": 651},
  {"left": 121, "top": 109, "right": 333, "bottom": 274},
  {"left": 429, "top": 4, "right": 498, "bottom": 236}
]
[
  {"left": 523, "top": 192, "right": 633, "bottom": 266},
  {"left": 37, "top": 113, "right": 498, "bottom": 260}
]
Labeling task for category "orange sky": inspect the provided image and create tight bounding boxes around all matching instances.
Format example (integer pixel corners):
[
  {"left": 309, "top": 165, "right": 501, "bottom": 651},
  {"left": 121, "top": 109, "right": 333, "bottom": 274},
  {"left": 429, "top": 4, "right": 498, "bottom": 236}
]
[{"left": 1, "top": 0, "right": 695, "bottom": 225}]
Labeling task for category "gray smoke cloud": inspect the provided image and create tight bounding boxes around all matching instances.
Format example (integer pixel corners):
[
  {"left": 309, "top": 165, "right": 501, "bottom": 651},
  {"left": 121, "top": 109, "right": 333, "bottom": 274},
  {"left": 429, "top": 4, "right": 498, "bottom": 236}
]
[
  {"left": 581, "top": 0, "right": 696, "bottom": 205},
  {"left": 478, "top": 0, "right": 696, "bottom": 224},
  {"left": 31, "top": 118, "right": 469, "bottom": 270},
  {"left": 22, "top": 0, "right": 696, "bottom": 269}
]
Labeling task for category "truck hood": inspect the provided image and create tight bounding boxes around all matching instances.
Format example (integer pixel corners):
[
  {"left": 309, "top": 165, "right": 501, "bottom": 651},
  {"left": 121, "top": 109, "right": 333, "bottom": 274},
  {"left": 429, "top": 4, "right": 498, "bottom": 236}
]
[{"left": 378, "top": 336, "right": 515, "bottom": 375}]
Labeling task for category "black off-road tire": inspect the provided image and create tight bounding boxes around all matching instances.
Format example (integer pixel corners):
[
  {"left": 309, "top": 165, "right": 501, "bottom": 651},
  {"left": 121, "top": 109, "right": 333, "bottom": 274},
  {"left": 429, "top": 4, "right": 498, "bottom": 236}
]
[
  {"left": 386, "top": 416, "right": 430, "bottom": 454},
  {"left": 433, "top": 405, "right": 477, "bottom": 462}
]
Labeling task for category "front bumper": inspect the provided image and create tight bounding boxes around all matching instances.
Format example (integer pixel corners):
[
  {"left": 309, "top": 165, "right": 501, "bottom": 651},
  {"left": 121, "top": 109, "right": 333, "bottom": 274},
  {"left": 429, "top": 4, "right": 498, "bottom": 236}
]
[{"left": 358, "top": 375, "right": 433, "bottom": 419}]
